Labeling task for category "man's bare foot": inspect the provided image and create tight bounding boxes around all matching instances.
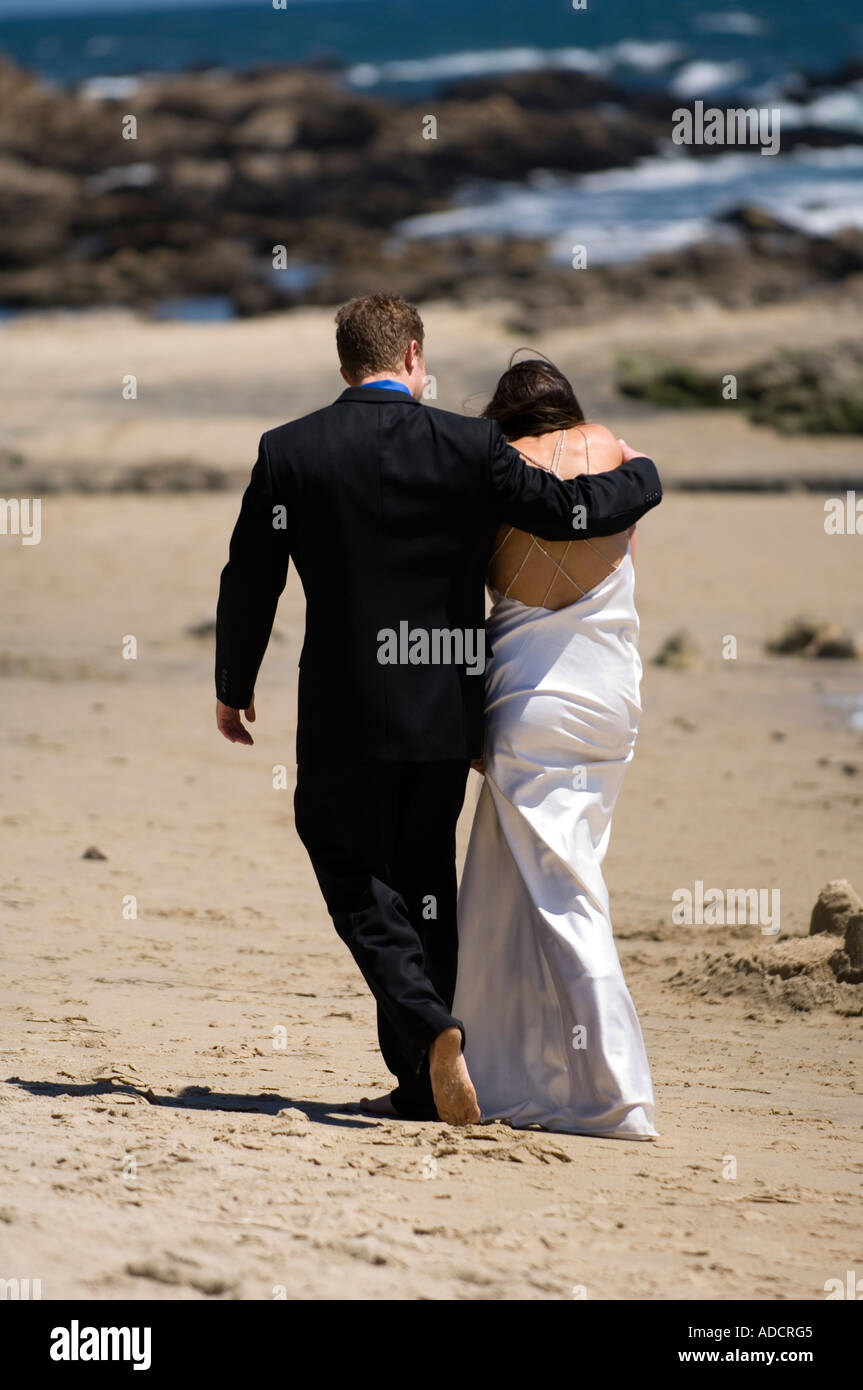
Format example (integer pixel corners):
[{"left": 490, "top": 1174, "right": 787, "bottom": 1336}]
[
  {"left": 429, "top": 1027, "right": 480, "bottom": 1126},
  {"left": 358, "top": 1092, "right": 400, "bottom": 1118}
]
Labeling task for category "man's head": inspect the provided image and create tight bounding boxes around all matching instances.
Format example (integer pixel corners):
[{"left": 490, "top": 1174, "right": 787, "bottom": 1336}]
[{"left": 335, "top": 294, "right": 426, "bottom": 399}]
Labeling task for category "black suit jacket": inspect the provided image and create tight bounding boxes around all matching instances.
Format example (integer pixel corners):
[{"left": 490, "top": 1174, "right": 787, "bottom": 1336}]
[{"left": 215, "top": 386, "right": 662, "bottom": 761}]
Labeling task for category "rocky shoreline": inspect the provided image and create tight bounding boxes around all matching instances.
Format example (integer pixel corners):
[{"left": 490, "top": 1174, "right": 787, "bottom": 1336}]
[{"left": 2, "top": 55, "right": 863, "bottom": 319}]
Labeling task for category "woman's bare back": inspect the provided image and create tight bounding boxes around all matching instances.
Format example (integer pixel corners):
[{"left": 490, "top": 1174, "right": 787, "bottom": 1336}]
[{"left": 488, "top": 423, "right": 634, "bottom": 609}]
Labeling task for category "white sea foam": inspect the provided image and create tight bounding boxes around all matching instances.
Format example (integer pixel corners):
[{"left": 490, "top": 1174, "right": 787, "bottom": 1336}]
[
  {"left": 80, "top": 75, "right": 141, "bottom": 100},
  {"left": 568, "top": 151, "right": 772, "bottom": 192},
  {"left": 347, "top": 47, "right": 604, "bottom": 88},
  {"left": 548, "top": 215, "right": 731, "bottom": 265},
  {"left": 345, "top": 39, "right": 692, "bottom": 89},
  {"left": 84, "top": 161, "right": 156, "bottom": 192},
  {"left": 670, "top": 60, "right": 750, "bottom": 97},
  {"left": 603, "top": 40, "right": 687, "bottom": 71},
  {"left": 398, "top": 147, "right": 863, "bottom": 264},
  {"left": 779, "top": 86, "right": 863, "bottom": 133},
  {"left": 803, "top": 145, "right": 863, "bottom": 167}
]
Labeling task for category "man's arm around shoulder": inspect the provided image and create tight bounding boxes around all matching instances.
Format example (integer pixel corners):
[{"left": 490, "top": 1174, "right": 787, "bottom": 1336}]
[{"left": 488, "top": 424, "right": 662, "bottom": 539}]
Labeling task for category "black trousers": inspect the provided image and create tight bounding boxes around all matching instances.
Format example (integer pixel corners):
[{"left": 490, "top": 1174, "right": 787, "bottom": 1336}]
[{"left": 294, "top": 759, "right": 471, "bottom": 1120}]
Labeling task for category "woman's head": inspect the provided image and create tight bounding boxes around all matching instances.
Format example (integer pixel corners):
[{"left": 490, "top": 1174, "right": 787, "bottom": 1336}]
[{"left": 482, "top": 355, "right": 585, "bottom": 440}]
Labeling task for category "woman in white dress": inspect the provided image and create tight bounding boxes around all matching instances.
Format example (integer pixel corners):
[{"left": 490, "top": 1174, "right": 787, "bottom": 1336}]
[{"left": 453, "top": 357, "right": 657, "bottom": 1139}]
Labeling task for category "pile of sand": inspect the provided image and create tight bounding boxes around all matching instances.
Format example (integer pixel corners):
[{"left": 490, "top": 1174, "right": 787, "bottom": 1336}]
[{"left": 668, "top": 933, "right": 863, "bottom": 1017}]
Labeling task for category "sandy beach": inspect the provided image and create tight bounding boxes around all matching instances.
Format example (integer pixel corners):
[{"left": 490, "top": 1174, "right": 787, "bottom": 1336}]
[
  {"left": 2, "top": 301, "right": 862, "bottom": 1300},
  {"left": 4, "top": 296, "right": 863, "bottom": 493}
]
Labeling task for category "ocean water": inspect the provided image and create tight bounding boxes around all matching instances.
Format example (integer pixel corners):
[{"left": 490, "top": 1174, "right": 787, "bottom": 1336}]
[
  {"left": 1, "top": 0, "right": 861, "bottom": 274},
  {"left": 0, "top": 0, "right": 860, "bottom": 93}
]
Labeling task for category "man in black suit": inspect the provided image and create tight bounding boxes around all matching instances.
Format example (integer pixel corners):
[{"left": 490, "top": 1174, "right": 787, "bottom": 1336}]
[{"left": 215, "top": 295, "right": 661, "bottom": 1125}]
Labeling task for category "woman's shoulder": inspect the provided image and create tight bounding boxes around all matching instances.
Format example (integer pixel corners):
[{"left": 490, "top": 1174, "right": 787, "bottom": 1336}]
[
  {"left": 574, "top": 421, "right": 621, "bottom": 447},
  {"left": 570, "top": 422, "right": 623, "bottom": 471}
]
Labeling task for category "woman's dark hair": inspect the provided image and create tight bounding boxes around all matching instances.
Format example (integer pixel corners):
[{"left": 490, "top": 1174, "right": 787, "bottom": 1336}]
[{"left": 481, "top": 354, "right": 584, "bottom": 440}]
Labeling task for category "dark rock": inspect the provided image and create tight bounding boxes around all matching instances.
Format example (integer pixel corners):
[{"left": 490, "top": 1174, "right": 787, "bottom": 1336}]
[
  {"left": 616, "top": 353, "right": 718, "bottom": 408},
  {"left": 114, "top": 461, "right": 230, "bottom": 492},
  {"left": 765, "top": 617, "right": 824, "bottom": 655},
  {"left": 720, "top": 204, "right": 799, "bottom": 236},
  {"left": 742, "top": 341, "right": 863, "bottom": 435},
  {"left": 809, "top": 627, "right": 860, "bottom": 660},
  {"left": 1, "top": 54, "right": 862, "bottom": 320},
  {"left": 653, "top": 629, "right": 703, "bottom": 670},
  {"left": 845, "top": 913, "right": 863, "bottom": 968},
  {"left": 616, "top": 339, "right": 863, "bottom": 435},
  {"left": 82, "top": 846, "right": 107, "bottom": 860},
  {"left": 0, "top": 444, "right": 26, "bottom": 472},
  {"left": 297, "top": 98, "right": 381, "bottom": 150}
]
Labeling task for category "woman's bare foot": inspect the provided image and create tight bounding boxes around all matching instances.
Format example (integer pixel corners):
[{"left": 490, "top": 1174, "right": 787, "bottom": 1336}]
[
  {"left": 429, "top": 1027, "right": 480, "bottom": 1126},
  {"left": 358, "top": 1092, "right": 400, "bottom": 1118}
]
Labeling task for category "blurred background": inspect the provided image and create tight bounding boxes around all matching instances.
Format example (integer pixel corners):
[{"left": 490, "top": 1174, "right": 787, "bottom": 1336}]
[
  {"left": 0, "top": 0, "right": 862, "bottom": 324},
  {"left": 2, "top": 0, "right": 863, "bottom": 485}
]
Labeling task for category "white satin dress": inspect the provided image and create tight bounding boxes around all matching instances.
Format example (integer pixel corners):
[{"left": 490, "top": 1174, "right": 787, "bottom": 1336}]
[{"left": 453, "top": 543, "right": 657, "bottom": 1138}]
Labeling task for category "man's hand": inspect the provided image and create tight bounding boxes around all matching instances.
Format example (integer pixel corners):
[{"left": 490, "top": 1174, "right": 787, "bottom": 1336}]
[
  {"left": 217, "top": 696, "right": 256, "bottom": 745},
  {"left": 618, "top": 439, "right": 647, "bottom": 462}
]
